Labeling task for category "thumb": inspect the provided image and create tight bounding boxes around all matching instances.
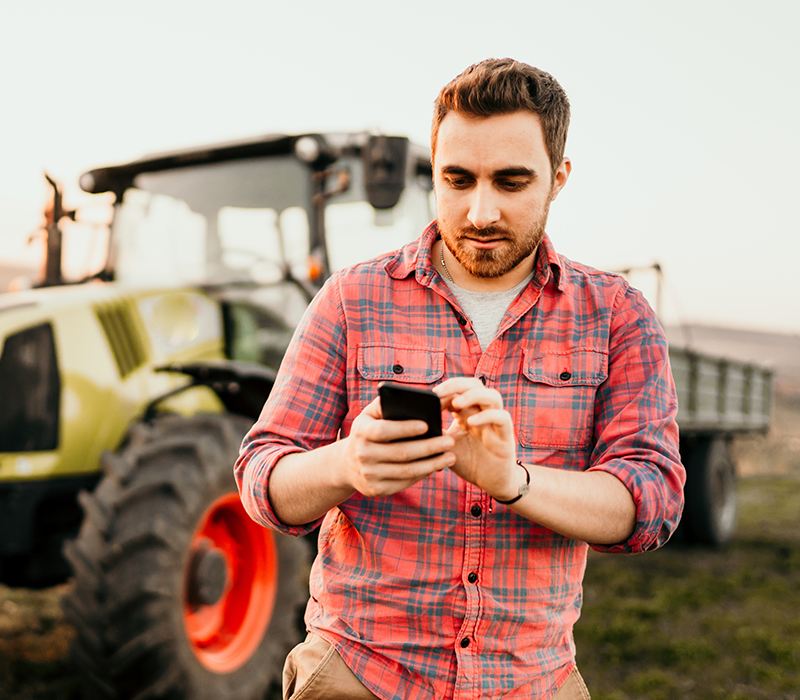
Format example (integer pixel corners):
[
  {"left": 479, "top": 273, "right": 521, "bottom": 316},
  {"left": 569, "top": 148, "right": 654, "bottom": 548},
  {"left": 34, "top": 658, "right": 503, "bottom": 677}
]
[{"left": 362, "top": 396, "right": 384, "bottom": 419}]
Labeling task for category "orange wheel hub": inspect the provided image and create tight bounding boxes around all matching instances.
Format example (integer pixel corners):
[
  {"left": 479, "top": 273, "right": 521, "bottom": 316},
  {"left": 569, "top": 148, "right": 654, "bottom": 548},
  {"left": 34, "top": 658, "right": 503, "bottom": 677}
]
[{"left": 183, "top": 493, "right": 277, "bottom": 672}]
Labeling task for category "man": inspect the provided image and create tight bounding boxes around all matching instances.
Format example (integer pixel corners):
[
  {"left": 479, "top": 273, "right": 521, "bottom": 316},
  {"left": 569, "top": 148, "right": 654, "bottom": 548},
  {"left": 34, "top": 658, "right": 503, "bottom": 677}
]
[{"left": 235, "top": 58, "right": 685, "bottom": 700}]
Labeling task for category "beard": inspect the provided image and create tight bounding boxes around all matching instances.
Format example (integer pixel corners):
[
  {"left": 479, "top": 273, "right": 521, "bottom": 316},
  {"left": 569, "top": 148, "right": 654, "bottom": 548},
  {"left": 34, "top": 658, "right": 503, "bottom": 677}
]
[{"left": 439, "top": 201, "right": 551, "bottom": 279}]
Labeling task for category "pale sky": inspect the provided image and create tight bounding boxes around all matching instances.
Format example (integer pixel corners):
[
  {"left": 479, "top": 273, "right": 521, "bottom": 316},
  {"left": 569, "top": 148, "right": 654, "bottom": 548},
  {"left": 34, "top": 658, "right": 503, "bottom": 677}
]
[{"left": 2, "top": 0, "right": 799, "bottom": 333}]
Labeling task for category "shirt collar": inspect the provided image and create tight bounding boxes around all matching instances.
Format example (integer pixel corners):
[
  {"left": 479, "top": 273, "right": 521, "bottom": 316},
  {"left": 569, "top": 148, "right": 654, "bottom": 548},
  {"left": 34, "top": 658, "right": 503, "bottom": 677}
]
[
  {"left": 385, "top": 221, "right": 564, "bottom": 293},
  {"left": 534, "top": 231, "right": 564, "bottom": 292}
]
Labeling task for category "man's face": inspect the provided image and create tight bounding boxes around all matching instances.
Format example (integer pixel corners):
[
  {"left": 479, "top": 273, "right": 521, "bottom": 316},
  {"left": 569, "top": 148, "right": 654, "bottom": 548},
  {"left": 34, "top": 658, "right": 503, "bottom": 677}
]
[{"left": 433, "top": 111, "right": 570, "bottom": 281}]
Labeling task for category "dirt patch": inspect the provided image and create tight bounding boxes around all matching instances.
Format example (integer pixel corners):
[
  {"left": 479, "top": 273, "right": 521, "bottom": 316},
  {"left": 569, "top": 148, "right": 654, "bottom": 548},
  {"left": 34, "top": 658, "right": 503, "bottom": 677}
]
[{"left": 0, "top": 583, "right": 79, "bottom": 700}]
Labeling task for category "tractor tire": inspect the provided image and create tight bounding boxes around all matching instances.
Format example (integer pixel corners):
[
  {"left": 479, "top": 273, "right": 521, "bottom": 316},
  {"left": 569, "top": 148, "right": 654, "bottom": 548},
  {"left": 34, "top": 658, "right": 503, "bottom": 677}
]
[
  {"left": 682, "top": 436, "right": 738, "bottom": 546},
  {"left": 62, "top": 413, "right": 311, "bottom": 700}
]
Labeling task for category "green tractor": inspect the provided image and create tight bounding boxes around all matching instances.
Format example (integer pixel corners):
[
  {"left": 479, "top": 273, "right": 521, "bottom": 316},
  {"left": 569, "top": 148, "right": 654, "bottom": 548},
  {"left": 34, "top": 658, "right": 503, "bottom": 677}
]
[{"left": 0, "top": 133, "right": 433, "bottom": 699}]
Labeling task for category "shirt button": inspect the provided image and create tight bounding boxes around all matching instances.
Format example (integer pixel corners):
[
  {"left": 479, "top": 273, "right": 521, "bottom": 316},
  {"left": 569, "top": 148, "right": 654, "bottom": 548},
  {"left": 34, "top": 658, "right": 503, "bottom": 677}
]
[
  {"left": 460, "top": 637, "right": 470, "bottom": 648},
  {"left": 470, "top": 505, "right": 482, "bottom": 518},
  {"left": 467, "top": 572, "right": 478, "bottom": 584},
  {"left": 457, "top": 315, "right": 467, "bottom": 326},
  {"left": 559, "top": 371, "right": 572, "bottom": 381},
  {"left": 392, "top": 364, "right": 404, "bottom": 374}
]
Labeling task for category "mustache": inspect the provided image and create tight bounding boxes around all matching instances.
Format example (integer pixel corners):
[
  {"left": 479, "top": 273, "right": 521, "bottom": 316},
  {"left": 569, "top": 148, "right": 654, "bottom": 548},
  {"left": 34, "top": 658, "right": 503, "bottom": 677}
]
[{"left": 456, "top": 226, "right": 510, "bottom": 239}]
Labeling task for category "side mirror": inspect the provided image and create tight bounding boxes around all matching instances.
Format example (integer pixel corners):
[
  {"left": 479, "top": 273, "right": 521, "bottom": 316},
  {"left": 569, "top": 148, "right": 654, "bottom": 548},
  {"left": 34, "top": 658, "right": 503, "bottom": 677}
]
[{"left": 362, "top": 136, "right": 408, "bottom": 210}]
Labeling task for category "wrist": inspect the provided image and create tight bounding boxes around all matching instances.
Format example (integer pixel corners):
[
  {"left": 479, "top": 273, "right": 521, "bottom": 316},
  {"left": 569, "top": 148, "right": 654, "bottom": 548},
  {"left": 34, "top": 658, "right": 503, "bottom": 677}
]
[
  {"left": 334, "top": 437, "right": 360, "bottom": 491},
  {"left": 495, "top": 460, "right": 531, "bottom": 505}
]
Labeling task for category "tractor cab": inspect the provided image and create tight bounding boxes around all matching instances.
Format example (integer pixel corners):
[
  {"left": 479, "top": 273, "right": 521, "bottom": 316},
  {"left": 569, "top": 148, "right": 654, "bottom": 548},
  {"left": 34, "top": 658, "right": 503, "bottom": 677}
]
[
  {"left": 80, "top": 132, "right": 434, "bottom": 367},
  {"left": 82, "top": 133, "right": 433, "bottom": 286}
]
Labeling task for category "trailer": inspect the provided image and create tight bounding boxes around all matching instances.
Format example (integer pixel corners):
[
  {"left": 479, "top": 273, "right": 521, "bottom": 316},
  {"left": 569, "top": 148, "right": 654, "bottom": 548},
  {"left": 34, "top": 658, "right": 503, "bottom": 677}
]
[{"left": 670, "top": 346, "right": 773, "bottom": 544}]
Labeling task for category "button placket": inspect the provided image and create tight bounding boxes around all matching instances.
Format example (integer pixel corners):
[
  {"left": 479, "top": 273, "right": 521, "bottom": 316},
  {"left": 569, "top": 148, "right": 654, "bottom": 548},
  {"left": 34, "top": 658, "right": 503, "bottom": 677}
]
[{"left": 457, "top": 482, "right": 486, "bottom": 682}]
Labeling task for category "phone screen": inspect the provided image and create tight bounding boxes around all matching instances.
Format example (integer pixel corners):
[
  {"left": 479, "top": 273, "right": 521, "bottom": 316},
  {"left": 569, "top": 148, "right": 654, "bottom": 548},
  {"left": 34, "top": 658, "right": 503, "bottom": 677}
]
[{"left": 378, "top": 382, "right": 442, "bottom": 440}]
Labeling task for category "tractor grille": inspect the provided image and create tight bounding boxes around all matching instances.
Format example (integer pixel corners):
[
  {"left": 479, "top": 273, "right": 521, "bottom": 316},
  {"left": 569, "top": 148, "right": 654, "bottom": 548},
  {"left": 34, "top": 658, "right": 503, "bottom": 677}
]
[{"left": 95, "top": 300, "right": 148, "bottom": 378}]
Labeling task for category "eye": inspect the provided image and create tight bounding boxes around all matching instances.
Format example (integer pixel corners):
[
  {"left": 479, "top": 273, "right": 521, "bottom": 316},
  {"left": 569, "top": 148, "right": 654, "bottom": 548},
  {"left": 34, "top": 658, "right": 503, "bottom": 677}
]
[
  {"left": 447, "top": 176, "right": 472, "bottom": 189},
  {"left": 499, "top": 179, "right": 527, "bottom": 191}
]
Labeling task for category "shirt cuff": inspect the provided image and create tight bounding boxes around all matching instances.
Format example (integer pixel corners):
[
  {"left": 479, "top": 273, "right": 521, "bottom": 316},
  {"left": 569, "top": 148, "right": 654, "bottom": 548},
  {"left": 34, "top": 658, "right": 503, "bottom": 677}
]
[
  {"left": 238, "top": 444, "right": 326, "bottom": 537},
  {"left": 585, "top": 458, "right": 681, "bottom": 554}
]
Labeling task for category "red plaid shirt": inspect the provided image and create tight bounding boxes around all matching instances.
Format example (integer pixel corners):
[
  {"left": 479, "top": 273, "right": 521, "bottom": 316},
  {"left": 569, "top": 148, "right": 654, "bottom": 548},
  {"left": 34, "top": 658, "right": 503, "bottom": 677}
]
[{"left": 236, "top": 222, "right": 684, "bottom": 700}]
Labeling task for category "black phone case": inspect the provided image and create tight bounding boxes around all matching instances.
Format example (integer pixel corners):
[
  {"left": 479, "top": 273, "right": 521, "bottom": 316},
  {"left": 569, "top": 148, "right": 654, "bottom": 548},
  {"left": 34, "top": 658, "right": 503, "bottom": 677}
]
[{"left": 378, "top": 382, "right": 442, "bottom": 439}]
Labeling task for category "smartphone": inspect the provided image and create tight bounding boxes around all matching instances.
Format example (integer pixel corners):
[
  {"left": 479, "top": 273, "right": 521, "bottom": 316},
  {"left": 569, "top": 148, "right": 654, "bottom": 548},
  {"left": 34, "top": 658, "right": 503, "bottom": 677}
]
[{"left": 378, "top": 381, "right": 442, "bottom": 440}]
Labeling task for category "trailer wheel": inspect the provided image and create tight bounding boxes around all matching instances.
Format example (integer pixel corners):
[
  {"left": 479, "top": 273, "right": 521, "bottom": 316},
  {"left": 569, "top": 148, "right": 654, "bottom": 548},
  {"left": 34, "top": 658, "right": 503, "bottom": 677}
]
[
  {"left": 63, "top": 414, "right": 310, "bottom": 700},
  {"left": 682, "top": 436, "right": 737, "bottom": 546}
]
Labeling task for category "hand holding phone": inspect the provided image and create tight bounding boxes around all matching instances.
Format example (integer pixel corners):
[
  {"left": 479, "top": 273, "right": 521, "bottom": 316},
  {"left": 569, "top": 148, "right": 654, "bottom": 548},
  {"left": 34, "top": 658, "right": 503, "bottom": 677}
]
[{"left": 378, "top": 382, "right": 442, "bottom": 440}]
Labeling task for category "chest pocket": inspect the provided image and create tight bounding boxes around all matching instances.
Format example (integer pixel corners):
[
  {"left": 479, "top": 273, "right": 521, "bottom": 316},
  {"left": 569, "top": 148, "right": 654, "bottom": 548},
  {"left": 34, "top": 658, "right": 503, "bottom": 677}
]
[
  {"left": 357, "top": 343, "right": 445, "bottom": 386},
  {"left": 516, "top": 348, "right": 607, "bottom": 449}
]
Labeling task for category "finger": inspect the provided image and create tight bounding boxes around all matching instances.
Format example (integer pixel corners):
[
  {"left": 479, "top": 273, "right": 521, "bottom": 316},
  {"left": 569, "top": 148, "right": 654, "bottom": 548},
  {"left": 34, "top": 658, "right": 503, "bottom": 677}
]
[
  {"left": 452, "top": 405, "right": 480, "bottom": 432},
  {"left": 356, "top": 451, "right": 456, "bottom": 497},
  {"left": 466, "top": 409, "right": 515, "bottom": 439},
  {"left": 374, "top": 418, "right": 431, "bottom": 443},
  {"left": 358, "top": 418, "right": 426, "bottom": 446},
  {"left": 382, "top": 450, "right": 455, "bottom": 480},
  {"left": 370, "top": 433, "right": 455, "bottom": 463},
  {"left": 449, "top": 387, "right": 504, "bottom": 412},
  {"left": 434, "top": 377, "right": 485, "bottom": 401},
  {"left": 357, "top": 399, "right": 430, "bottom": 444},
  {"left": 445, "top": 420, "right": 467, "bottom": 437}
]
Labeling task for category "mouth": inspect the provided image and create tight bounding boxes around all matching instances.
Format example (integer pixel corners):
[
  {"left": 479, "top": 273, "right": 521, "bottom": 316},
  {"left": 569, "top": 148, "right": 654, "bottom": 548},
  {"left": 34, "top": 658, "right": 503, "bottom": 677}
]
[{"left": 464, "top": 236, "right": 505, "bottom": 250}]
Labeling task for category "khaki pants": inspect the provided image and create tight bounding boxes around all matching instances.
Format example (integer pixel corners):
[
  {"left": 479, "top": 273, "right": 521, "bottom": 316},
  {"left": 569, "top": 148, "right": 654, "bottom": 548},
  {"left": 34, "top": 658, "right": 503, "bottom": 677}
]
[{"left": 283, "top": 633, "right": 591, "bottom": 699}]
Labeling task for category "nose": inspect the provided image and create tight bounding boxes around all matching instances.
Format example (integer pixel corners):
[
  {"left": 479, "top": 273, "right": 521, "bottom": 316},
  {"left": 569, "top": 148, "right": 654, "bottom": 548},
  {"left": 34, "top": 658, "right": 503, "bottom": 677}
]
[{"left": 467, "top": 183, "right": 501, "bottom": 230}]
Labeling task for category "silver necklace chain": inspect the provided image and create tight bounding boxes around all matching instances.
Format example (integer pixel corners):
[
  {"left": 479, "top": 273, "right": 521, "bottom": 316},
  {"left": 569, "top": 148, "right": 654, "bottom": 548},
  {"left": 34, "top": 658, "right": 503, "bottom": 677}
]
[{"left": 440, "top": 242, "right": 454, "bottom": 283}]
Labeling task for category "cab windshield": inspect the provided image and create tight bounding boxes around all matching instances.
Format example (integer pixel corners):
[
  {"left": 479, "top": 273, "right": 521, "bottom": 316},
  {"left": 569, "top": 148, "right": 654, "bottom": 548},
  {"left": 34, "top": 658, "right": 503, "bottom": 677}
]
[
  {"left": 109, "top": 153, "right": 433, "bottom": 286},
  {"left": 111, "top": 156, "right": 312, "bottom": 286}
]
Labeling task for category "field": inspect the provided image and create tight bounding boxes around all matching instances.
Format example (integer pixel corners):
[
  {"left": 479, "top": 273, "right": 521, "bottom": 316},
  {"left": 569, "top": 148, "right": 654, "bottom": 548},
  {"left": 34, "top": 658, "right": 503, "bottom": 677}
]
[
  {"left": 4, "top": 476, "right": 800, "bottom": 698},
  {"left": 576, "top": 473, "right": 800, "bottom": 699},
  {"left": 2, "top": 395, "right": 799, "bottom": 699}
]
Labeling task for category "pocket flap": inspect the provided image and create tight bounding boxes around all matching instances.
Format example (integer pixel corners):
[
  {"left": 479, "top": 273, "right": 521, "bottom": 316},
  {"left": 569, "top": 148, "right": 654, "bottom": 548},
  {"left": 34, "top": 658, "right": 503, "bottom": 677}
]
[
  {"left": 357, "top": 344, "right": 445, "bottom": 383},
  {"left": 522, "top": 348, "right": 607, "bottom": 387}
]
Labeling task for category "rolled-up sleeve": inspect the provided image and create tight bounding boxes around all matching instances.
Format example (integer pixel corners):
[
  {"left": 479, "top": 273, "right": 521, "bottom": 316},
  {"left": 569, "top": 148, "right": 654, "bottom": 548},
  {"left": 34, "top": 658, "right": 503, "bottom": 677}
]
[
  {"left": 234, "top": 276, "right": 348, "bottom": 537},
  {"left": 587, "top": 286, "right": 685, "bottom": 554}
]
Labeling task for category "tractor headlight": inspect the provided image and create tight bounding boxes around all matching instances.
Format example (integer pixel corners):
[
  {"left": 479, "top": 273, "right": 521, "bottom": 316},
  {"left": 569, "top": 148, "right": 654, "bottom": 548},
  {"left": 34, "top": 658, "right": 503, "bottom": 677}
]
[
  {"left": 0, "top": 324, "right": 60, "bottom": 452},
  {"left": 294, "top": 136, "right": 321, "bottom": 164}
]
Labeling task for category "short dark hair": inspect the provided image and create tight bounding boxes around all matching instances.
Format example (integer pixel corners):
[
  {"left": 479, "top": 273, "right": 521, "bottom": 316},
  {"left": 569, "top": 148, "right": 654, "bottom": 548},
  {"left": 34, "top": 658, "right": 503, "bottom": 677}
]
[{"left": 432, "top": 58, "right": 571, "bottom": 181}]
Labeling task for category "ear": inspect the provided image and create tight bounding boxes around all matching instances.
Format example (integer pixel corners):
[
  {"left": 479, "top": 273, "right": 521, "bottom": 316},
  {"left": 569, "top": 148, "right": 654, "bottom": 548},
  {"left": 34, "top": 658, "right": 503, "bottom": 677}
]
[{"left": 550, "top": 157, "right": 572, "bottom": 201}]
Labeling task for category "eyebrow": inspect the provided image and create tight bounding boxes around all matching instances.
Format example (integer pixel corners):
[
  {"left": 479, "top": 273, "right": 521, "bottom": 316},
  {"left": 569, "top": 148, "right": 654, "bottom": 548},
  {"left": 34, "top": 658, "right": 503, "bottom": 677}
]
[
  {"left": 495, "top": 167, "right": 537, "bottom": 178},
  {"left": 440, "top": 165, "right": 538, "bottom": 178}
]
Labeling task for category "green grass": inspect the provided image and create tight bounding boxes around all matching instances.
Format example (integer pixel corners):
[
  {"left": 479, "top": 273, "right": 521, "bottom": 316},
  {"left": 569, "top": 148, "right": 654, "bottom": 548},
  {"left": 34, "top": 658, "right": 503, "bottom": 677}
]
[{"left": 575, "top": 474, "right": 800, "bottom": 700}]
